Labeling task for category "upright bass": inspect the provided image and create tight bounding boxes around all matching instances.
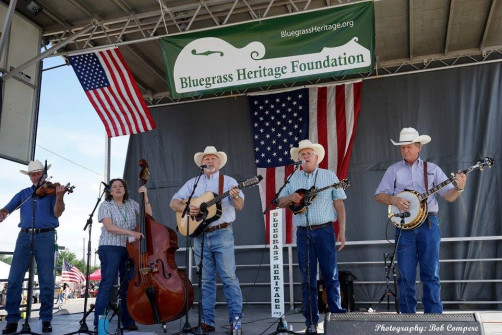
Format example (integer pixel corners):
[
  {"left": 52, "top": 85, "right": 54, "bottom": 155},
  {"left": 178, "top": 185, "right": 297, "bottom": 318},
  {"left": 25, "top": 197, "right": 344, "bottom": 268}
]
[{"left": 126, "top": 159, "right": 194, "bottom": 324}]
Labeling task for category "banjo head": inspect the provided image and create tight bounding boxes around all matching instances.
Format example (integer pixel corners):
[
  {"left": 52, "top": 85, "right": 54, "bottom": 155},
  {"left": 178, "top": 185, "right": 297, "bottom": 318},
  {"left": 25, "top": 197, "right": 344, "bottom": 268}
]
[{"left": 388, "top": 190, "right": 427, "bottom": 229}]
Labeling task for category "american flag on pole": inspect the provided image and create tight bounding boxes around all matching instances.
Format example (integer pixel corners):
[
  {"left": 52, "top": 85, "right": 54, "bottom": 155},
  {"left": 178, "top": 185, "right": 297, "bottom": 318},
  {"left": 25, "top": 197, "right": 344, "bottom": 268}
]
[
  {"left": 61, "top": 261, "right": 86, "bottom": 284},
  {"left": 68, "top": 48, "right": 156, "bottom": 138},
  {"left": 249, "top": 82, "right": 362, "bottom": 244}
]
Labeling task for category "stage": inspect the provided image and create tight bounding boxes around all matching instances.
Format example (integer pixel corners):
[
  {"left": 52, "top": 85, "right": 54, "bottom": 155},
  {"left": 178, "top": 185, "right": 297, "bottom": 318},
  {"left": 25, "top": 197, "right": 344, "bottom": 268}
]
[{"left": 1, "top": 298, "right": 501, "bottom": 335}]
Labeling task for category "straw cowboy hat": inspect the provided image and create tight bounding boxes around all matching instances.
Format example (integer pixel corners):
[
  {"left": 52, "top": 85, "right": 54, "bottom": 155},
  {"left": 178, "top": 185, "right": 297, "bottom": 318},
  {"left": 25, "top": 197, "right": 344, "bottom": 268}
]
[
  {"left": 20, "top": 160, "right": 51, "bottom": 175},
  {"left": 391, "top": 127, "right": 431, "bottom": 146},
  {"left": 290, "top": 139, "right": 325, "bottom": 164},
  {"left": 194, "top": 146, "right": 228, "bottom": 169}
]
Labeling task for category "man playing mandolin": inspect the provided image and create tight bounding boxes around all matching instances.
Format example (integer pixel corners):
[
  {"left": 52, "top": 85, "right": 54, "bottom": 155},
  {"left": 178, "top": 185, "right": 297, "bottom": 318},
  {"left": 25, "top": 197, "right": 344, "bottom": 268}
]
[
  {"left": 278, "top": 139, "right": 347, "bottom": 334},
  {"left": 375, "top": 127, "right": 467, "bottom": 314},
  {"left": 170, "top": 146, "right": 244, "bottom": 333}
]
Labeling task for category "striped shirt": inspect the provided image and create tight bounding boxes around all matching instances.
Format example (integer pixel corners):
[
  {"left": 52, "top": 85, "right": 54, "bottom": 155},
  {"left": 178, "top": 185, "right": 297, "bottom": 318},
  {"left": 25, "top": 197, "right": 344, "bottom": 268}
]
[
  {"left": 172, "top": 171, "right": 244, "bottom": 228},
  {"left": 375, "top": 157, "right": 453, "bottom": 213},
  {"left": 279, "top": 167, "right": 346, "bottom": 227},
  {"left": 98, "top": 199, "right": 139, "bottom": 247}
]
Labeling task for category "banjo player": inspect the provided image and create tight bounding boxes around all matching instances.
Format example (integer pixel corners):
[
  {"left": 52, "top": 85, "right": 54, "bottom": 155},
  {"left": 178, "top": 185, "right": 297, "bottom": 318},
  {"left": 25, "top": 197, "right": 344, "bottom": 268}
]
[{"left": 374, "top": 127, "right": 467, "bottom": 314}]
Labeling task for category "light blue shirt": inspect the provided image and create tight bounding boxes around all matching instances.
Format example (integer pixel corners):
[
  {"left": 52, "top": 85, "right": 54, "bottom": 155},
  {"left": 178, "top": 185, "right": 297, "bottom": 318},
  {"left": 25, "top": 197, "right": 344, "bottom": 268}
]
[
  {"left": 172, "top": 171, "right": 244, "bottom": 228},
  {"left": 375, "top": 157, "right": 453, "bottom": 213},
  {"left": 279, "top": 167, "right": 346, "bottom": 227},
  {"left": 98, "top": 199, "right": 140, "bottom": 247}
]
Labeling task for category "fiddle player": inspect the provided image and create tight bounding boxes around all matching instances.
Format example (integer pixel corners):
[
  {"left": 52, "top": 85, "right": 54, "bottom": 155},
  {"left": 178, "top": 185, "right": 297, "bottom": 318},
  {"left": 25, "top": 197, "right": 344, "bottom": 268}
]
[
  {"left": 375, "top": 127, "right": 467, "bottom": 313},
  {"left": 170, "top": 146, "right": 244, "bottom": 333},
  {"left": 277, "top": 140, "right": 347, "bottom": 334},
  {"left": 93, "top": 178, "right": 152, "bottom": 331},
  {"left": 0, "top": 160, "right": 66, "bottom": 334}
]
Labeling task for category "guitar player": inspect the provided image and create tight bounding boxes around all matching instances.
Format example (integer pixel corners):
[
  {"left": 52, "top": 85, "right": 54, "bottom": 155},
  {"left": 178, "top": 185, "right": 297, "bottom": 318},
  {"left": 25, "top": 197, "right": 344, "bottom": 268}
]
[
  {"left": 375, "top": 127, "right": 467, "bottom": 314},
  {"left": 169, "top": 146, "right": 244, "bottom": 333}
]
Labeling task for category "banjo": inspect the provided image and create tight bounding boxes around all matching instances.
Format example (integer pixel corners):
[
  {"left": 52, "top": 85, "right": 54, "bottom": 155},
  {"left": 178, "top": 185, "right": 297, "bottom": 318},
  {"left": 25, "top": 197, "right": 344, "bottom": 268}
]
[{"left": 388, "top": 157, "right": 494, "bottom": 230}]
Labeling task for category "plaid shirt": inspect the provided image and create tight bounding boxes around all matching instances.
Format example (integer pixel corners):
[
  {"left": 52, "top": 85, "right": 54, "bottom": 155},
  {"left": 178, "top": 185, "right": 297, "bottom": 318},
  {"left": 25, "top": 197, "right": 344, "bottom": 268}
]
[
  {"left": 98, "top": 199, "right": 139, "bottom": 247},
  {"left": 280, "top": 167, "right": 346, "bottom": 227}
]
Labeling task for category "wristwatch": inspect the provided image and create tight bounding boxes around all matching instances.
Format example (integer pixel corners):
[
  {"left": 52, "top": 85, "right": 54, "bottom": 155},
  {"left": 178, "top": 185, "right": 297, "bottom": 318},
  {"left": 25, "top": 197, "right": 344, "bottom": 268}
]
[{"left": 456, "top": 186, "right": 464, "bottom": 193}]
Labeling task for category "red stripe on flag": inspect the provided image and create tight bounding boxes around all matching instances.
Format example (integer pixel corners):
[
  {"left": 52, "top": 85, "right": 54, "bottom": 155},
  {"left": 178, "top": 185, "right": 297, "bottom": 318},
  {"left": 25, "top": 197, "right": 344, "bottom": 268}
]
[
  {"left": 335, "top": 85, "right": 347, "bottom": 176},
  {"left": 316, "top": 87, "right": 329, "bottom": 170},
  {"left": 100, "top": 50, "right": 139, "bottom": 134}
]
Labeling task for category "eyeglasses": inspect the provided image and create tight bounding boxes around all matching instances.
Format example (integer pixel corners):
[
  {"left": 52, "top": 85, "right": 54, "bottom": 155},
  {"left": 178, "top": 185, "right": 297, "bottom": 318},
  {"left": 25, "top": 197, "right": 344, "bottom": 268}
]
[{"left": 299, "top": 152, "right": 316, "bottom": 158}]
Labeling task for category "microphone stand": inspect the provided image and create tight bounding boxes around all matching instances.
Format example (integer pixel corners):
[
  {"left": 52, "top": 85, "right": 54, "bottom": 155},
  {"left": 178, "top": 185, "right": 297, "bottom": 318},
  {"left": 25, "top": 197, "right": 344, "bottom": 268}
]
[
  {"left": 263, "top": 164, "right": 300, "bottom": 214},
  {"left": 16, "top": 163, "right": 49, "bottom": 335},
  {"left": 376, "top": 217, "right": 403, "bottom": 313},
  {"left": 172, "top": 167, "right": 205, "bottom": 335},
  {"left": 65, "top": 185, "right": 107, "bottom": 335}
]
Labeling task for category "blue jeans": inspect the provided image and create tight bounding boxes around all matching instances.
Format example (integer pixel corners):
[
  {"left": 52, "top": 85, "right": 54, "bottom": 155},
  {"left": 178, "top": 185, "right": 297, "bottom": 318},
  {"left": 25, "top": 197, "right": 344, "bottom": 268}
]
[
  {"left": 296, "top": 225, "right": 345, "bottom": 326},
  {"left": 93, "top": 246, "right": 135, "bottom": 328},
  {"left": 193, "top": 225, "right": 243, "bottom": 325},
  {"left": 6, "top": 231, "right": 56, "bottom": 323},
  {"left": 395, "top": 216, "right": 442, "bottom": 313}
]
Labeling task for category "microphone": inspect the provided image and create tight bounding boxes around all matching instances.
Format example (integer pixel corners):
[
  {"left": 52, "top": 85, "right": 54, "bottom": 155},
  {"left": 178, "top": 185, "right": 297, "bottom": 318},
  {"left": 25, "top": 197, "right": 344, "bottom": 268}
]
[
  {"left": 199, "top": 164, "right": 208, "bottom": 169},
  {"left": 392, "top": 212, "right": 411, "bottom": 218},
  {"left": 293, "top": 160, "right": 306, "bottom": 166},
  {"left": 101, "top": 182, "right": 111, "bottom": 192}
]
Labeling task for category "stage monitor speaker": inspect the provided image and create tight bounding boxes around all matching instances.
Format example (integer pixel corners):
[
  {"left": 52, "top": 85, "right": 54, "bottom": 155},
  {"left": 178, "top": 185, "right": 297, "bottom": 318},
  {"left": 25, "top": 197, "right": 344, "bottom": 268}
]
[{"left": 324, "top": 313, "right": 483, "bottom": 335}]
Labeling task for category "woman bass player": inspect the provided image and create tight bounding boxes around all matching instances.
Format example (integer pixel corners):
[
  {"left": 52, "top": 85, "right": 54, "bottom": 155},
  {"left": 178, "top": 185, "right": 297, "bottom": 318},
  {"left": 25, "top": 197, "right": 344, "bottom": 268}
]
[{"left": 375, "top": 128, "right": 467, "bottom": 314}]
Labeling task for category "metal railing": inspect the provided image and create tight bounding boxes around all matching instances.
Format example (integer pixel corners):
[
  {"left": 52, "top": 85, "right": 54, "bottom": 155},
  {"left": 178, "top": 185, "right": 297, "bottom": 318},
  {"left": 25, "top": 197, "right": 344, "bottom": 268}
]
[{"left": 179, "top": 235, "right": 502, "bottom": 308}]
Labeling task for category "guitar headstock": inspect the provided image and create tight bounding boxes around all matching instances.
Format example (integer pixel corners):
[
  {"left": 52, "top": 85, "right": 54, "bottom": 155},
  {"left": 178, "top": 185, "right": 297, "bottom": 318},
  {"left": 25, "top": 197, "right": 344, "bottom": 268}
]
[
  {"left": 477, "top": 157, "right": 494, "bottom": 170},
  {"left": 139, "top": 159, "right": 150, "bottom": 186},
  {"left": 338, "top": 179, "right": 350, "bottom": 190},
  {"left": 240, "top": 175, "right": 263, "bottom": 188}
]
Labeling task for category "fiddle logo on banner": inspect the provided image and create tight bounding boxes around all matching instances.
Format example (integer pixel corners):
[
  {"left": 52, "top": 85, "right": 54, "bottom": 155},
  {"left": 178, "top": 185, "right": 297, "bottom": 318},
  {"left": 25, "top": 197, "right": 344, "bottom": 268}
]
[{"left": 269, "top": 209, "right": 284, "bottom": 318}]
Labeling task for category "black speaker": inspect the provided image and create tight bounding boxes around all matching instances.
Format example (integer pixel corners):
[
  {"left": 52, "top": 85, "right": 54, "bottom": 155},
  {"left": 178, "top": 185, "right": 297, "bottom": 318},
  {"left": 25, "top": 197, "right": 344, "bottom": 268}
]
[
  {"left": 317, "top": 271, "right": 357, "bottom": 313},
  {"left": 324, "top": 313, "right": 483, "bottom": 335}
]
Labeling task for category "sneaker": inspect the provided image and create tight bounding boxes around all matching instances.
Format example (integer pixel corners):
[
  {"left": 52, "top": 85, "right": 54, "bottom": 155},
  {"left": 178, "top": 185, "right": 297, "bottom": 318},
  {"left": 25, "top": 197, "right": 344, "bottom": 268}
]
[
  {"left": 200, "top": 322, "right": 215, "bottom": 332},
  {"left": 42, "top": 321, "right": 52, "bottom": 332},
  {"left": 2, "top": 323, "right": 17, "bottom": 335}
]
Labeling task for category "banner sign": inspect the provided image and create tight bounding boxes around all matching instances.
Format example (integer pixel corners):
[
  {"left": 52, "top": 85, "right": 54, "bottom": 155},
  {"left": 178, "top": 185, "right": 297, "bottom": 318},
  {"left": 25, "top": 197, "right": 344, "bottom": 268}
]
[
  {"left": 269, "top": 209, "right": 284, "bottom": 318},
  {"left": 160, "top": 1, "right": 374, "bottom": 98}
]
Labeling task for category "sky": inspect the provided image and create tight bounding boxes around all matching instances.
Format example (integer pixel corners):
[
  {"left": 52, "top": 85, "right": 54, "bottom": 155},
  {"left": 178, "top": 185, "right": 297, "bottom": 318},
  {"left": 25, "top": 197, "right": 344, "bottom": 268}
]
[{"left": 0, "top": 56, "right": 129, "bottom": 266}]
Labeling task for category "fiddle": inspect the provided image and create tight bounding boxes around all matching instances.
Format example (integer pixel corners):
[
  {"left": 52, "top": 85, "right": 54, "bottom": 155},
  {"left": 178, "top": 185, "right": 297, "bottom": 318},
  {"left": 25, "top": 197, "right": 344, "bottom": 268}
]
[{"left": 36, "top": 182, "right": 75, "bottom": 197}]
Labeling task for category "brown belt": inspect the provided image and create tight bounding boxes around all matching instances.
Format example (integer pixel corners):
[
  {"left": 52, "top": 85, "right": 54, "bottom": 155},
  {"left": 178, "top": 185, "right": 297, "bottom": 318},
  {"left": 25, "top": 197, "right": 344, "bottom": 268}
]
[
  {"left": 205, "top": 222, "right": 231, "bottom": 232},
  {"left": 428, "top": 212, "right": 438, "bottom": 217},
  {"left": 298, "top": 222, "right": 332, "bottom": 230}
]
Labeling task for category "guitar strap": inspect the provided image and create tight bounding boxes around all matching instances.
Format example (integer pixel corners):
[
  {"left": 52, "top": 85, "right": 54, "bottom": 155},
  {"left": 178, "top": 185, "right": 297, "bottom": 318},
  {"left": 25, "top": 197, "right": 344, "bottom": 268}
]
[
  {"left": 424, "top": 161, "right": 431, "bottom": 228},
  {"left": 219, "top": 173, "right": 224, "bottom": 196}
]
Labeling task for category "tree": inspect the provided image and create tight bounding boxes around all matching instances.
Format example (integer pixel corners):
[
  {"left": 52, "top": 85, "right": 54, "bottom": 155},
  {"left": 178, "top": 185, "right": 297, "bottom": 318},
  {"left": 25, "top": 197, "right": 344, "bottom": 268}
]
[{"left": 0, "top": 255, "right": 13, "bottom": 265}]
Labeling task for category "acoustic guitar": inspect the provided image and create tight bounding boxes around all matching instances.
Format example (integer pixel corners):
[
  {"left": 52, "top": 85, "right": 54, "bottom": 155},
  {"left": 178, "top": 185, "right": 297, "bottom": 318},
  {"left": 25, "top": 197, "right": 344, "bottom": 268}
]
[
  {"left": 176, "top": 175, "right": 263, "bottom": 237},
  {"left": 388, "top": 157, "right": 494, "bottom": 229},
  {"left": 289, "top": 179, "right": 350, "bottom": 215}
]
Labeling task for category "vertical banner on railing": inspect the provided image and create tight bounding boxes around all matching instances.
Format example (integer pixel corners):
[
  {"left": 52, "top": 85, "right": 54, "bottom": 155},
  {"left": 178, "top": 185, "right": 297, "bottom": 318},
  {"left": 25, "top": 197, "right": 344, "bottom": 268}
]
[{"left": 269, "top": 208, "right": 285, "bottom": 317}]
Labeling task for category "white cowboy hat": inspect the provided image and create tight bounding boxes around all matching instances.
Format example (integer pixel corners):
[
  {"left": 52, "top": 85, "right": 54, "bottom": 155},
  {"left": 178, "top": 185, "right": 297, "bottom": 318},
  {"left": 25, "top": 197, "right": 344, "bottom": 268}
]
[
  {"left": 390, "top": 127, "right": 431, "bottom": 146},
  {"left": 194, "top": 146, "right": 228, "bottom": 169},
  {"left": 20, "top": 160, "right": 51, "bottom": 175},
  {"left": 290, "top": 139, "right": 325, "bottom": 164}
]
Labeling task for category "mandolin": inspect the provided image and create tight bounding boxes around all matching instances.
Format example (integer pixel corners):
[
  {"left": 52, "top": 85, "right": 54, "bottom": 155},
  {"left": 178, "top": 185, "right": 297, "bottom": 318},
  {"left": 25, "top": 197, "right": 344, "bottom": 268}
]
[{"left": 289, "top": 179, "right": 350, "bottom": 215}]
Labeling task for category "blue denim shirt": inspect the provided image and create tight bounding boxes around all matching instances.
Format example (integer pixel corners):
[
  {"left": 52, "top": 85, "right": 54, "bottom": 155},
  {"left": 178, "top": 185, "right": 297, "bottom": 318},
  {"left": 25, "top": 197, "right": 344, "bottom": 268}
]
[
  {"left": 172, "top": 171, "right": 244, "bottom": 227},
  {"left": 375, "top": 157, "right": 453, "bottom": 212},
  {"left": 3, "top": 186, "right": 59, "bottom": 228},
  {"left": 279, "top": 167, "right": 346, "bottom": 227}
]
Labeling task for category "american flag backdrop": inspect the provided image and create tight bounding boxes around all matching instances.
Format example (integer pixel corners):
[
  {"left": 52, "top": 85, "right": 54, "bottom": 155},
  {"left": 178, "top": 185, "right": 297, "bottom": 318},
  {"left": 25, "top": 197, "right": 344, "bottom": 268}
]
[
  {"left": 68, "top": 48, "right": 156, "bottom": 138},
  {"left": 249, "top": 82, "right": 362, "bottom": 244},
  {"left": 61, "top": 261, "right": 86, "bottom": 284}
]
